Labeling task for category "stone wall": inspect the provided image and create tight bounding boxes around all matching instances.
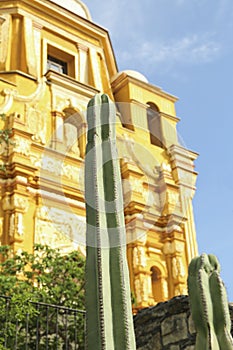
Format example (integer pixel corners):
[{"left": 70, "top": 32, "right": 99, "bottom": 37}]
[{"left": 134, "top": 295, "right": 233, "bottom": 350}]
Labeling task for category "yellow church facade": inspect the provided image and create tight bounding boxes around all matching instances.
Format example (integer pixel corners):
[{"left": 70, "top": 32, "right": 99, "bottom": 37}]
[{"left": 0, "top": 0, "right": 198, "bottom": 310}]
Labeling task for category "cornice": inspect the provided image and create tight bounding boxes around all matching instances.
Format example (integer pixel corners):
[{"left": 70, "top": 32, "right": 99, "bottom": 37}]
[
  {"left": 0, "top": 0, "right": 118, "bottom": 76},
  {"left": 111, "top": 72, "right": 178, "bottom": 103},
  {"left": 160, "top": 111, "right": 180, "bottom": 123},
  {"left": 168, "top": 144, "right": 199, "bottom": 162},
  {"left": 45, "top": 70, "right": 99, "bottom": 98}
]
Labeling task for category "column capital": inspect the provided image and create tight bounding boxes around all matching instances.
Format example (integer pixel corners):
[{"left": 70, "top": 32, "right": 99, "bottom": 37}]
[{"left": 76, "top": 42, "right": 89, "bottom": 52}]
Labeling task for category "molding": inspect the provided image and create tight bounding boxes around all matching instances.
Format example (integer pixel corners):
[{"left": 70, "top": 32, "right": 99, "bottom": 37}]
[
  {"left": 0, "top": 77, "right": 46, "bottom": 113},
  {"left": 76, "top": 42, "right": 89, "bottom": 52},
  {"left": 0, "top": 70, "right": 37, "bottom": 81},
  {"left": 45, "top": 70, "right": 99, "bottom": 97},
  {"left": 0, "top": 77, "right": 16, "bottom": 86},
  {"left": 111, "top": 72, "right": 178, "bottom": 103},
  {"left": 160, "top": 111, "right": 180, "bottom": 123},
  {"left": 168, "top": 144, "right": 199, "bottom": 162}
]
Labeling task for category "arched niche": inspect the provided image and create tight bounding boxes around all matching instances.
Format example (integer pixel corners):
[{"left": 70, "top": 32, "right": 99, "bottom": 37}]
[
  {"left": 150, "top": 265, "right": 168, "bottom": 302},
  {"left": 63, "top": 107, "right": 86, "bottom": 158}
]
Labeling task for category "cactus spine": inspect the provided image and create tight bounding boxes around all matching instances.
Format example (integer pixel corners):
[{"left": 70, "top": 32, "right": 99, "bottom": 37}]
[
  {"left": 188, "top": 253, "right": 233, "bottom": 350},
  {"left": 85, "top": 93, "right": 136, "bottom": 350}
]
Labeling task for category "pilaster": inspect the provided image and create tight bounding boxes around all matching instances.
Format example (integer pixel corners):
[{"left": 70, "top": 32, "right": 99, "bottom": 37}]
[
  {"left": 76, "top": 43, "right": 89, "bottom": 84},
  {"left": 0, "top": 14, "right": 11, "bottom": 71},
  {"left": 168, "top": 144, "right": 199, "bottom": 261}
]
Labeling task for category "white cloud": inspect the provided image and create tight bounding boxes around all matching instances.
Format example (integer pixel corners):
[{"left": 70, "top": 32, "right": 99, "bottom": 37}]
[{"left": 118, "top": 34, "right": 221, "bottom": 69}]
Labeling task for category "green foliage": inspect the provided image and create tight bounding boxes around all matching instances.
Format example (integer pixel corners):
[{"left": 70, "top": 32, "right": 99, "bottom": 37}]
[
  {"left": 188, "top": 253, "right": 233, "bottom": 350},
  {"left": 0, "top": 244, "right": 85, "bottom": 349},
  {"left": 0, "top": 113, "right": 12, "bottom": 172},
  {"left": 0, "top": 114, "right": 11, "bottom": 145}
]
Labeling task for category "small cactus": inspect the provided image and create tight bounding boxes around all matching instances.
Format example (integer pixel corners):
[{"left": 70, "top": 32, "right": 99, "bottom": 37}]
[
  {"left": 85, "top": 94, "right": 136, "bottom": 350},
  {"left": 188, "top": 253, "right": 233, "bottom": 350}
]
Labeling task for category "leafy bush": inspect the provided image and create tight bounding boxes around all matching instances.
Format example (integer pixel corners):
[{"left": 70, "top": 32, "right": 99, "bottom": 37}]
[{"left": 0, "top": 244, "right": 85, "bottom": 349}]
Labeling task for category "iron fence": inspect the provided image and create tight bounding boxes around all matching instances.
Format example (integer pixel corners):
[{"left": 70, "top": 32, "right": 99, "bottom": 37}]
[{"left": 0, "top": 295, "right": 85, "bottom": 349}]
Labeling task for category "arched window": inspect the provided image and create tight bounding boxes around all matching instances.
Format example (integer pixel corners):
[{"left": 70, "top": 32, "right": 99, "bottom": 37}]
[
  {"left": 151, "top": 266, "right": 163, "bottom": 302},
  {"left": 115, "top": 102, "right": 134, "bottom": 131},
  {"left": 63, "top": 108, "right": 86, "bottom": 158},
  {"left": 147, "top": 102, "right": 163, "bottom": 148}
]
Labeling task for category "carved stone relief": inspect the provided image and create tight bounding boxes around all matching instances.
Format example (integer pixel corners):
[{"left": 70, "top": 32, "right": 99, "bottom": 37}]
[
  {"left": 163, "top": 241, "right": 184, "bottom": 256},
  {"left": 0, "top": 79, "right": 46, "bottom": 115},
  {"left": 62, "top": 163, "right": 81, "bottom": 181},
  {"left": 33, "top": 152, "right": 81, "bottom": 182},
  {"left": 13, "top": 195, "right": 29, "bottom": 212},
  {"left": 172, "top": 257, "right": 179, "bottom": 279},
  {"left": 30, "top": 153, "right": 42, "bottom": 168},
  {"left": 13, "top": 136, "right": 31, "bottom": 156},
  {"left": 172, "top": 256, "right": 186, "bottom": 279},
  {"left": 9, "top": 212, "right": 24, "bottom": 238},
  {"left": 161, "top": 162, "right": 172, "bottom": 173},
  {"left": 26, "top": 104, "right": 46, "bottom": 144},
  {"left": 133, "top": 246, "right": 147, "bottom": 268},
  {"left": 134, "top": 278, "right": 142, "bottom": 304},
  {"left": 9, "top": 213, "right": 15, "bottom": 238},
  {"left": 35, "top": 206, "right": 86, "bottom": 253},
  {"left": 2, "top": 194, "right": 29, "bottom": 212},
  {"left": 134, "top": 274, "right": 150, "bottom": 304},
  {"left": 176, "top": 256, "right": 186, "bottom": 278}
]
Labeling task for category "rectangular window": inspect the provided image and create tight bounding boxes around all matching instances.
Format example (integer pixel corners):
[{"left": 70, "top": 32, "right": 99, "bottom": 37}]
[
  {"left": 47, "top": 55, "right": 68, "bottom": 74},
  {"left": 47, "top": 45, "right": 75, "bottom": 77}
]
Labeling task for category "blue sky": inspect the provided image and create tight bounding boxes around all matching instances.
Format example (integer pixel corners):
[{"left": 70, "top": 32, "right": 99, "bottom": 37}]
[{"left": 84, "top": 0, "right": 233, "bottom": 300}]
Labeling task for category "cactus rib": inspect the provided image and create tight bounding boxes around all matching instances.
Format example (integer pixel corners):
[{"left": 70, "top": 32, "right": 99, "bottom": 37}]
[
  {"left": 85, "top": 93, "right": 136, "bottom": 350},
  {"left": 188, "top": 253, "right": 233, "bottom": 350}
]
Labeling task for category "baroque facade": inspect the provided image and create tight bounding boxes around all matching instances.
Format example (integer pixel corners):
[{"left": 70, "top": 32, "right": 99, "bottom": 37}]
[{"left": 0, "top": 0, "right": 198, "bottom": 310}]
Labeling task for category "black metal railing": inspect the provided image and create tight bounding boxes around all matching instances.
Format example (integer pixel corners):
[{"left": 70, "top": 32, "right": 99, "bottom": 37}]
[{"left": 0, "top": 295, "right": 85, "bottom": 349}]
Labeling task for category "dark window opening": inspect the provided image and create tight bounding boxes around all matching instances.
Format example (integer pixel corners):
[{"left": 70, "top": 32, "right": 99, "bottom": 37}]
[
  {"left": 147, "top": 103, "right": 163, "bottom": 148},
  {"left": 47, "top": 55, "right": 68, "bottom": 75}
]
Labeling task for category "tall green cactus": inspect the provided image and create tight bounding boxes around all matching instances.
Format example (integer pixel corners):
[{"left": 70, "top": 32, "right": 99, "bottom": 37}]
[
  {"left": 188, "top": 253, "right": 233, "bottom": 350},
  {"left": 85, "top": 93, "right": 136, "bottom": 350}
]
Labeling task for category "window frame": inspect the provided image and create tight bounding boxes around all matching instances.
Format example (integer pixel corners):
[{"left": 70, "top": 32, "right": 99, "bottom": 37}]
[
  {"left": 147, "top": 102, "right": 163, "bottom": 148},
  {"left": 45, "top": 43, "right": 75, "bottom": 78}
]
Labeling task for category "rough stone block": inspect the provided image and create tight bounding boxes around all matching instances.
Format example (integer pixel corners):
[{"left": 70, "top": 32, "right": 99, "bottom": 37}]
[
  {"left": 161, "top": 313, "right": 188, "bottom": 346},
  {"left": 188, "top": 315, "right": 196, "bottom": 334},
  {"left": 169, "top": 345, "right": 180, "bottom": 350},
  {"left": 149, "top": 332, "right": 163, "bottom": 350}
]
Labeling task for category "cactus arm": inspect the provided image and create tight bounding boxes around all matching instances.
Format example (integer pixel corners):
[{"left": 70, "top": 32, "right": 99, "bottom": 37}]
[
  {"left": 209, "top": 264, "right": 233, "bottom": 349},
  {"left": 188, "top": 253, "right": 233, "bottom": 350},
  {"left": 85, "top": 94, "right": 136, "bottom": 349},
  {"left": 100, "top": 94, "right": 135, "bottom": 347},
  {"left": 188, "top": 254, "right": 219, "bottom": 350},
  {"left": 85, "top": 94, "right": 114, "bottom": 349}
]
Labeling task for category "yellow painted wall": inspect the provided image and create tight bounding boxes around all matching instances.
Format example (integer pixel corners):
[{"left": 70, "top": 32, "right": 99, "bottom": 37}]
[{"left": 0, "top": 0, "right": 198, "bottom": 310}]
